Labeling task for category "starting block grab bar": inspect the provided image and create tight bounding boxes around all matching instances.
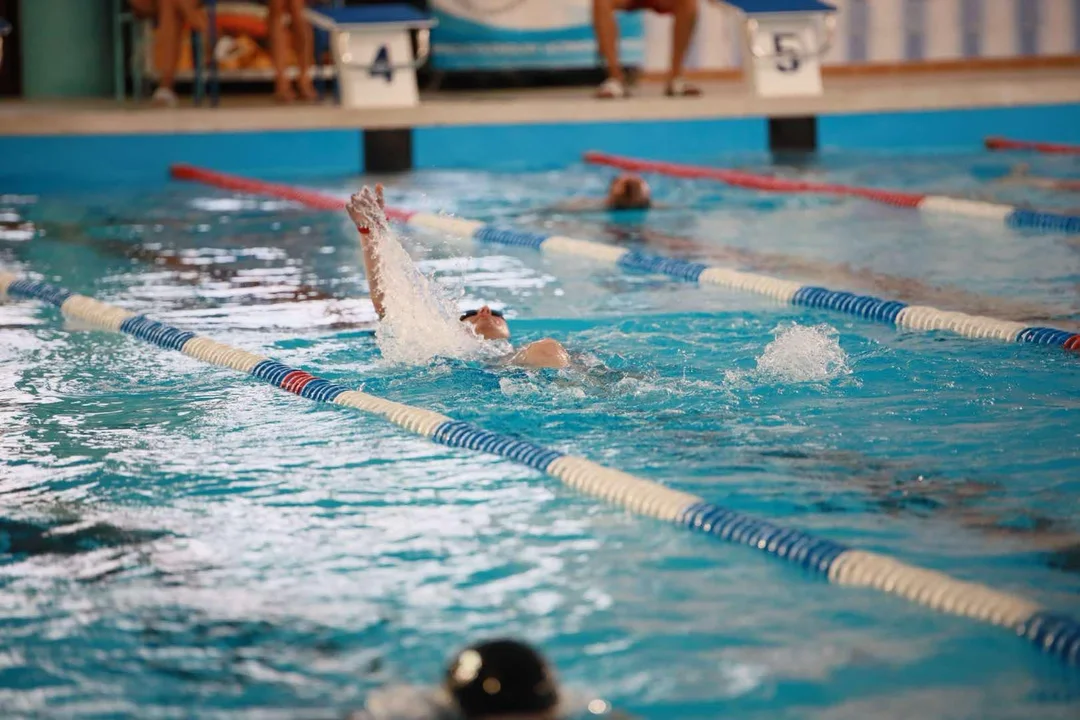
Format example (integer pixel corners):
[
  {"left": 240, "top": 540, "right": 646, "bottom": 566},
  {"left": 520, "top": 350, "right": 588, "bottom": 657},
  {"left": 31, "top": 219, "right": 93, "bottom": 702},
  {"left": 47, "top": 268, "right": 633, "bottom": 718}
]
[
  {"left": 722, "top": 0, "right": 838, "bottom": 98},
  {"left": 331, "top": 29, "right": 432, "bottom": 71},
  {"left": 744, "top": 13, "right": 836, "bottom": 61},
  {"left": 307, "top": 4, "right": 437, "bottom": 109}
]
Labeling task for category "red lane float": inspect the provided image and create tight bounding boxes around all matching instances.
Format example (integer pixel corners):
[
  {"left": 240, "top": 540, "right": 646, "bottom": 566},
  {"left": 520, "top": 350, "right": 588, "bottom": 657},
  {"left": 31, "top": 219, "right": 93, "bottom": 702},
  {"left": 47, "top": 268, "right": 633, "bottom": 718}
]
[
  {"left": 984, "top": 136, "right": 1080, "bottom": 155},
  {"left": 169, "top": 164, "right": 416, "bottom": 221},
  {"left": 582, "top": 151, "right": 927, "bottom": 208}
]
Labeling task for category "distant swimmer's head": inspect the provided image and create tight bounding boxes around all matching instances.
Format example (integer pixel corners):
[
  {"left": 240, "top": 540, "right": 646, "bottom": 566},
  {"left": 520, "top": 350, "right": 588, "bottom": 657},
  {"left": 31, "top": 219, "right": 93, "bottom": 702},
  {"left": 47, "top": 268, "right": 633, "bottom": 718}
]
[
  {"left": 444, "top": 639, "right": 560, "bottom": 720},
  {"left": 606, "top": 173, "right": 652, "bottom": 211},
  {"left": 461, "top": 306, "right": 511, "bottom": 341}
]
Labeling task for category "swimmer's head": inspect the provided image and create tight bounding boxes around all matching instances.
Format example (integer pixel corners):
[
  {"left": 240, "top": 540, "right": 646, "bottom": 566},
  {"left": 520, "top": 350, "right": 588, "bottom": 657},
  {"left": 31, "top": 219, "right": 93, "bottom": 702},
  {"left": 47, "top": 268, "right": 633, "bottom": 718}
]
[
  {"left": 607, "top": 173, "right": 652, "bottom": 210},
  {"left": 461, "top": 306, "right": 510, "bottom": 341},
  {"left": 444, "top": 639, "right": 560, "bottom": 720}
]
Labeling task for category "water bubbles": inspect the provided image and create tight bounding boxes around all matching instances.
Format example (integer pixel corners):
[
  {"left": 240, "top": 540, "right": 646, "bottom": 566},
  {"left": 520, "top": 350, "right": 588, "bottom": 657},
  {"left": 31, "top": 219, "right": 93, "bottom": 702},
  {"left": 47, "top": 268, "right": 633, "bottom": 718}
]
[
  {"left": 724, "top": 323, "right": 852, "bottom": 386},
  {"left": 755, "top": 322, "right": 851, "bottom": 383}
]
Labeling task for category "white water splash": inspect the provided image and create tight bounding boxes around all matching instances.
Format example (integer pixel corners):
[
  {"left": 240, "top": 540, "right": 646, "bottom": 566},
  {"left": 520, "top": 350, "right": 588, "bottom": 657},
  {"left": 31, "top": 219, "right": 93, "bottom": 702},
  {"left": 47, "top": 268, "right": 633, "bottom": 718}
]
[
  {"left": 753, "top": 323, "right": 851, "bottom": 383},
  {"left": 366, "top": 220, "right": 509, "bottom": 365}
]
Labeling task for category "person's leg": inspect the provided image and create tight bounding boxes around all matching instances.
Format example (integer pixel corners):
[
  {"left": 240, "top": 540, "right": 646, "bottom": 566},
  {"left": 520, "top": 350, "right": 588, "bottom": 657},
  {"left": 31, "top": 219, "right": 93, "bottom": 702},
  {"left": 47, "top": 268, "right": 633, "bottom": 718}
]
[
  {"left": 287, "top": 0, "right": 316, "bottom": 100},
  {"left": 666, "top": 0, "right": 700, "bottom": 95},
  {"left": 267, "top": 0, "right": 295, "bottom": 102},
  {"left": 151, "top": 0, "right": 182, "bottom": 104},
  {"left": 128, "top": 0, "right": 157, "bottom": 19},
  {"left": 593, "top": 0, "right": 626, "bottom": 83},
  {"left": 173, "top": 0, "right": 205, "bottom": 31}
]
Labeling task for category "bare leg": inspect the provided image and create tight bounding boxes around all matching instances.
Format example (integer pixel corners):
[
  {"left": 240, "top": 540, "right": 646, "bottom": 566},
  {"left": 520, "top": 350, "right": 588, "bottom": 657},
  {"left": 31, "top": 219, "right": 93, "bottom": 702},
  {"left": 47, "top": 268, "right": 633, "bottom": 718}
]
[
  {"left": 287, "top": 0, "right": 317, "bottom": 100},
  {"left": 593, "top": 0, "right": 625, "bottom": 83},
  {"left": 267, "top": 0, "right": 295, "bottom": 102},
  {"left": 174, "top": 0, "right": 206, "bottom": 31},
  {"left": 668, "top": 0, "right": 698, "bottom": 85},
  {"left": 154, "top": 0, "right": 181, "bottom": 93}
]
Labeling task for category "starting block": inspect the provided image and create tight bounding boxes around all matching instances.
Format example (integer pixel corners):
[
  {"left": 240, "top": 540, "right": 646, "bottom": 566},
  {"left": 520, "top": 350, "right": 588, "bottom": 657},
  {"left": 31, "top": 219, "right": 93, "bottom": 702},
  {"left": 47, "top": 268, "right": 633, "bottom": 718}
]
[
  {"left": 723, "top": 0, "right": 837, "bottom": 98},
  {"left": 308, "top": 4, "right": 436, "bottom": 109}
]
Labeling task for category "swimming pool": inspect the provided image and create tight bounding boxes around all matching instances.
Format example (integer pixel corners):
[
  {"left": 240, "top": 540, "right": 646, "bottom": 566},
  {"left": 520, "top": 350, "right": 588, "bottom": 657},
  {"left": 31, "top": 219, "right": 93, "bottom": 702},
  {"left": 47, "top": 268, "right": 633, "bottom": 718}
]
[{"left": 2, "top": 150, "right": 1080, "bottom": 718}]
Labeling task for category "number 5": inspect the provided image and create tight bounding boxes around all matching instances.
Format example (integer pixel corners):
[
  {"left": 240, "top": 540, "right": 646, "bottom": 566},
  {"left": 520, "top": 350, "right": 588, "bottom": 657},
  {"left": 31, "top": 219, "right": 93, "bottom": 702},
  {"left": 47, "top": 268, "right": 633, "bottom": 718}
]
[{"left": 773, "top": 33, "right": 801, "bottom": 73}]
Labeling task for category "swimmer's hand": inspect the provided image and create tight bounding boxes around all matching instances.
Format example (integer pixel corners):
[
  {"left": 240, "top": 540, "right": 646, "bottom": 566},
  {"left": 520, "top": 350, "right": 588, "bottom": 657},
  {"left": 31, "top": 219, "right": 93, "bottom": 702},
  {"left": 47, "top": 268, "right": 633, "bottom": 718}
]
[
  {"left": 348, "top": 184, "right": 390, "bottom": 237},
  {"left": 511, "top": 338, "right": 571, "bottom": 369}
]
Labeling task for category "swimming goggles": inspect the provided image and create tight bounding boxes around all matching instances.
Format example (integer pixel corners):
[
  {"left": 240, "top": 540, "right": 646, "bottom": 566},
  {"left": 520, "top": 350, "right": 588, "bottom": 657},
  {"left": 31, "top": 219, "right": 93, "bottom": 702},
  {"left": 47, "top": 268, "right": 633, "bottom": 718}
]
[{"left": 459, "top": 309, "right": 505, "bottom": 321}]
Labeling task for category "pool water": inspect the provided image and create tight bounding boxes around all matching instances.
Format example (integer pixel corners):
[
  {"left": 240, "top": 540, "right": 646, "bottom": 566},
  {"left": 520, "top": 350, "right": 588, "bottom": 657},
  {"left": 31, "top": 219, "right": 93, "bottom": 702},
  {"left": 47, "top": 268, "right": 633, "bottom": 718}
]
[{"left": 2, "top": 151, "right": 1080, "bottom": 718}]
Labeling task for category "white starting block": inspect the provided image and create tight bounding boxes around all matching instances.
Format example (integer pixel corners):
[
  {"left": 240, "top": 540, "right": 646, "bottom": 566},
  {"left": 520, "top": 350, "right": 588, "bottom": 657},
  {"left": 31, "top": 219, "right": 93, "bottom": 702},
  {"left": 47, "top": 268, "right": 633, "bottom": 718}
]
[
  {"left": 308, "top": 4, "right": 436, "bottom": 109},
  {"left": 723, "top": 0, "right": 836, "bottom": 98}
]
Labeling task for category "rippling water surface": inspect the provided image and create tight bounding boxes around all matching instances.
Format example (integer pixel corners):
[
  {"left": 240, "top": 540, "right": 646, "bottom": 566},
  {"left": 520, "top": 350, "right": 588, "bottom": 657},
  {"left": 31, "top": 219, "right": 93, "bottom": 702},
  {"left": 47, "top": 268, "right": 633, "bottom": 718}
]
[{"left": 2, "top": 153, "right": 1080, "bottom": 718}]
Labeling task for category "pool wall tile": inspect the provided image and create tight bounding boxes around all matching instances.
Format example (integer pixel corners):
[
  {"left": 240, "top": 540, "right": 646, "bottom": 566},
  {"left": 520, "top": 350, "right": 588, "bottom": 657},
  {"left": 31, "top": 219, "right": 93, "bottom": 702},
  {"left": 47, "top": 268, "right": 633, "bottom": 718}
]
[
  {"left": 412, "top": 117, "right": 769, "bottom": 170},
  {"left": 818, "top": 103, "right": 1080, "bottom": 150},
  {"left": 3, "top": 103, "right": 1080, "bottom": 192},
  {"left": 0, "top": 130, "right": 364, "bottom": 193}
]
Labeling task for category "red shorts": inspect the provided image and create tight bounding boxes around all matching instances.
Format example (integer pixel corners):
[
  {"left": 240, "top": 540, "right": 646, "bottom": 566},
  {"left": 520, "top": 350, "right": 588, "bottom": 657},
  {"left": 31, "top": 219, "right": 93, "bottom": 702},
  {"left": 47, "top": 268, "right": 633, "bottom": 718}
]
[{"left": 626, "top": 0, "right": 677, "bottom": 14}]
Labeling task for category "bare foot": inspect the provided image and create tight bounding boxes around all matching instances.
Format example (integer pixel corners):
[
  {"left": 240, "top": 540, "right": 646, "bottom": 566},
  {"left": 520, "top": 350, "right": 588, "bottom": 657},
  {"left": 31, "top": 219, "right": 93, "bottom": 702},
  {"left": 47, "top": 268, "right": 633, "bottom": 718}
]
[
  {"left": 297, "top": 76, "right": 318, "bottom": 102},
  {"left": 274, "top": 77, "right": 296, "bottom": 104}
]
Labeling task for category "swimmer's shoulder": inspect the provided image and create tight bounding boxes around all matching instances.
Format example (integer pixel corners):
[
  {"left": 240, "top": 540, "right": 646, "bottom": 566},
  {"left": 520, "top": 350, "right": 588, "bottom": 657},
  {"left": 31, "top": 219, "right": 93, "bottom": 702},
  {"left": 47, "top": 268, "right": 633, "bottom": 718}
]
[{"left": 511, "top": 337, "right": 571, "bottom": 369}]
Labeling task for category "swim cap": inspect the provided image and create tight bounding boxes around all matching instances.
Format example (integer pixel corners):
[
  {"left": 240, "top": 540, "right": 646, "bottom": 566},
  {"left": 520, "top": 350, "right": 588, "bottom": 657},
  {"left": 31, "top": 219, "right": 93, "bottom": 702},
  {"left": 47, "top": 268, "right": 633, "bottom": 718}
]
[{"left": 444, "top": 639, "right": 559, "bottom": 719}]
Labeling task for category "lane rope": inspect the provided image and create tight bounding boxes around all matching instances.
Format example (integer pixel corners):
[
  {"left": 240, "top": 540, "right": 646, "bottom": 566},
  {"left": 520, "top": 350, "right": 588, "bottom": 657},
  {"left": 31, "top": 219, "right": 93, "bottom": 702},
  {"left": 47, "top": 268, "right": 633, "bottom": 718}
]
[
  {"left": 169, "top": 164, "right": 1080, "bottom": 355},
  {"left": 985, "top": 136, "right": 1080, "bottom": 156},
  {"left": 2, "top": 269, "right": 1078, "bottom": 667},
  {"left": 582, "top": 151, "right": 1080, "bottom": 234}
]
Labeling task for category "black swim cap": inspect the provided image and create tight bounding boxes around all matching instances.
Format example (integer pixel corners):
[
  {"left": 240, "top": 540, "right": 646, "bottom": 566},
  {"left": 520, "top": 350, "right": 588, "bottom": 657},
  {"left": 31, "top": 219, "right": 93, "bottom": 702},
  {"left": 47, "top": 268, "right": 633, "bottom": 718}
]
[{"left": 445, "top": 639, "right": 559, "bottom": 719}]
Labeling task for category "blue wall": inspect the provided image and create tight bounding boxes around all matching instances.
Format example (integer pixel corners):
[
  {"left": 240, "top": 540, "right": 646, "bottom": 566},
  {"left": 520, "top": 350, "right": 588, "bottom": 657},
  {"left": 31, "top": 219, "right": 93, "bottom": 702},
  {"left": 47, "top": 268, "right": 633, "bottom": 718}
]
[
  {"left": 413, "top": 117, "right": 767, "bottom": 170},
  {"left": 819, "top": 103, "right": 1080, "bottom": 150},
  {"left": 0, "top": 130, "right": 363, "bottom": 194},
  {"left": 2, "top": 103, "right": 1079, "bottom": 193}
]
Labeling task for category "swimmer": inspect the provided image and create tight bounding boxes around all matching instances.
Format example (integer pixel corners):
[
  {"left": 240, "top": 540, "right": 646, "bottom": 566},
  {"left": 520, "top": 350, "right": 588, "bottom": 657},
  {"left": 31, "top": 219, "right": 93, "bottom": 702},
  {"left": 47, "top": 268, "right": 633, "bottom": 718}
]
[
  {"left": 348, "top": 184, "right": 571, "bottom": 369},
  {"left": 540, "top": 174, "right": 659, "bottom": 215},
  {"left": 995, "top": 163, "right": 1080, "bottom": 192},
  {"left": 353, "top": 638, "right": 629, "bottom": 719}
]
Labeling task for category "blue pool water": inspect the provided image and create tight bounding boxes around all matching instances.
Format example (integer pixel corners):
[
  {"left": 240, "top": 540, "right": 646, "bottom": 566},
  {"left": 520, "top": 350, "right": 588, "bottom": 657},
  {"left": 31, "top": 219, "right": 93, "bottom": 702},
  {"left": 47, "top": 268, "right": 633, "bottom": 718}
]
[{"left": 2, "top": 151, "right": 1080, "bottom": 718}]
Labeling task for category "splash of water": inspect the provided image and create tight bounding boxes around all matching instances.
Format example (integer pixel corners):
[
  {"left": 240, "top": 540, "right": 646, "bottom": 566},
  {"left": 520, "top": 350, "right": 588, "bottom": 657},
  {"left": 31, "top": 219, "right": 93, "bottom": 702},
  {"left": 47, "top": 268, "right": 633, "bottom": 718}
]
[
  {"left": 365, "top": 219, "right": 509, "bottom": 365},
  {"left": 754, "top": 323, "right": 851, "bottom": 383}
]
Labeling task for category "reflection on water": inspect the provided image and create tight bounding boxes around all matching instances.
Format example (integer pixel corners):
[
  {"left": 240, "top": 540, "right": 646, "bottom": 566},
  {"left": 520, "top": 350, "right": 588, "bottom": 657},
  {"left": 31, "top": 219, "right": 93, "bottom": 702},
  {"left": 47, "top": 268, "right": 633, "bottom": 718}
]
[{"left": 2, "top": 159, "right": 1080, "bottom": 717}]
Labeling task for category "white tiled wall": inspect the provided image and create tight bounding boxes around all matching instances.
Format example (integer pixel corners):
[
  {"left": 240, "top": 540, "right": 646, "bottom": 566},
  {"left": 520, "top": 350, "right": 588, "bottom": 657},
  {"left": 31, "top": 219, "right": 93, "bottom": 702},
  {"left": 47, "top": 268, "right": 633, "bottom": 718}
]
[{"left": 641, "top": 0, "right": 1080, "bottom": 71}]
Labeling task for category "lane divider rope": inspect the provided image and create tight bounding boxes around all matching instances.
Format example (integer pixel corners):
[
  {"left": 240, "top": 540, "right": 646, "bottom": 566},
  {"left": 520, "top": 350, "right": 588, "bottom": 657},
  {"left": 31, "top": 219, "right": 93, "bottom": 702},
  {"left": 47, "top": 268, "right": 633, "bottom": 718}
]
[
  {"left": 169, "top": 165, "right": 1080, "bottom": 355},
  {"left": 2, "top": 269, "right": 1078, "bottom": 667},
  {"left": 582, "top": 151, "right": 1080, "bottom": 234},
  {"left": 985, "top": 136, "right": 1080, "bottom": 156}
]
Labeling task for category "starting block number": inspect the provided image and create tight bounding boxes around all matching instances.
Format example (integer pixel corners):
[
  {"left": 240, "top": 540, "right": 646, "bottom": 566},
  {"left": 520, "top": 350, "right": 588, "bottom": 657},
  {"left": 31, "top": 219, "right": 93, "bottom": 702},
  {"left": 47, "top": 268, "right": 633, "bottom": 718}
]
[
  {"left": 772, "top": 32, "right": 801, "bottom": 73},
  {"left": 371, "top": 45, "right": 393, "bottom": 82},
  {"left": 742, "top": 14, "right": 829, "bottom": 97}
]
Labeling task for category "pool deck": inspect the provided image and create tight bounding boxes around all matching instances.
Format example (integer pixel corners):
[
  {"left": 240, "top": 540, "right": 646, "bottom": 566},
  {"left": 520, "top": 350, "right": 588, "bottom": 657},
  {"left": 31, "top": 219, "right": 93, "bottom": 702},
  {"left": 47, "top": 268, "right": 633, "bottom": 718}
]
[{"left": 2, "top": 67, "right": 1079, "bottom": 136}]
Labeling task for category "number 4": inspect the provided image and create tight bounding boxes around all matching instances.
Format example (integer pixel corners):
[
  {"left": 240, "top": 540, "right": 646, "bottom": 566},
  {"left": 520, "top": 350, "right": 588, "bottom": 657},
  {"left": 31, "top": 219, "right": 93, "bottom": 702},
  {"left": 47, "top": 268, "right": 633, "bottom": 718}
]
[
  {"left": 371, "top": 45, "right": 393, "bottom": 83},
  {"left": 773, "top": 33, "right": 801, "bottom": 73}
]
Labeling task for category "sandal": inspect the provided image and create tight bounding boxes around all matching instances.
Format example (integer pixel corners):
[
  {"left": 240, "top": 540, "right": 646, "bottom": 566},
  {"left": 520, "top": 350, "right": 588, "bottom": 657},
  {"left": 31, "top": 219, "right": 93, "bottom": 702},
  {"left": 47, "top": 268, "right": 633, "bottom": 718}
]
[
  {"left": 151, "top": 86, "right": 179, "bottom": 108},
  {"left": 595, "top": 77, "right": 629, "bottom": 99},
  {"left": 665, "top": 77, "right": 702, "bottom": 97}
]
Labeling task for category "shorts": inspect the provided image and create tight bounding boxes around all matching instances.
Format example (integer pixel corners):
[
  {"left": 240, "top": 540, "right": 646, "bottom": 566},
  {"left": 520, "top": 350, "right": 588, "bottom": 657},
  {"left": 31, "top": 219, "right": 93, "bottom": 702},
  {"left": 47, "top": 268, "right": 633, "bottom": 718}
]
[{"left": 625, "top": 0, "right": 677, "bottom": 14}]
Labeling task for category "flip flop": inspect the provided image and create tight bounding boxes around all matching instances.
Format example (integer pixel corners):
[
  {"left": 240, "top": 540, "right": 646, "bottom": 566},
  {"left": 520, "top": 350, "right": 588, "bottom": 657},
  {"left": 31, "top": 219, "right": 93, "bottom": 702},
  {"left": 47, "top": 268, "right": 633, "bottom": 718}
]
[
  {"left": 595, "top": 77, "right": 629, "bottom": 99},
  {"left": 665, "top": 77, "right": 702, "bottom": 97}
]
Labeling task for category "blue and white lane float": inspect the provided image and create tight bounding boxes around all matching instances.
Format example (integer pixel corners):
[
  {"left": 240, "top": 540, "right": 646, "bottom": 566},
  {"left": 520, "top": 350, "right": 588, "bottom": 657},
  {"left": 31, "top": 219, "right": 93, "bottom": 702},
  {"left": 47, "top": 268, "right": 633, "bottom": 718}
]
[
  {"left": 2, "top": 270, "right": 1078, "bottom": 667},
  {"left": 584, "top": 151, "right": 1080, "bottom": 235},
  {"left": 169, "top": 165, "right": 1080, "bottom": 355}
]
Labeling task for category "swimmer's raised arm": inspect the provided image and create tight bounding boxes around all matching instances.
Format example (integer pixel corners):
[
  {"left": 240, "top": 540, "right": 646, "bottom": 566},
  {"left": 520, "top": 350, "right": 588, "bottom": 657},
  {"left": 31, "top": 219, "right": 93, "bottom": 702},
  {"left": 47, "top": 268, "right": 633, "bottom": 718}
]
[{"left": 347, "top": 184, "right": 391, "bottom": 319}]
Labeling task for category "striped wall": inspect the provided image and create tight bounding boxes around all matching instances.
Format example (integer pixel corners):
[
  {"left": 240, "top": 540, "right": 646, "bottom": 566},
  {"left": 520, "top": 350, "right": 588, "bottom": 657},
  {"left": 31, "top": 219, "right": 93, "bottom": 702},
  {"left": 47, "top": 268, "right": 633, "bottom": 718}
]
[{"left": 641, "top": 0, "right": 1080, "bottom": 72}]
